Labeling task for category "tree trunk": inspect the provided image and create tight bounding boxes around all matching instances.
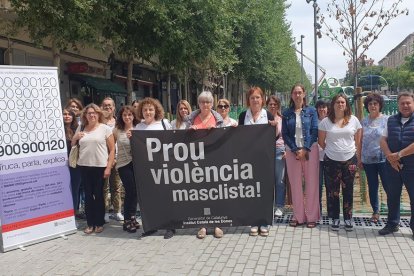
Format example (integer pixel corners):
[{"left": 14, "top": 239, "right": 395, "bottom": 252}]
[
  {"left": 127, "top": 57, "right": 133, "bottom": 105},
  {"left": 7, "top": 38, "right": 13, "bottom": 65},
  {"left": 167, "top": 72, "right": 172, "bottom": 116},
  {"left": 184, "top": 67, "right": 189, "bottom": 101},
  {"left": 52, "top": 41, "right": 61, "bottom": 69}
]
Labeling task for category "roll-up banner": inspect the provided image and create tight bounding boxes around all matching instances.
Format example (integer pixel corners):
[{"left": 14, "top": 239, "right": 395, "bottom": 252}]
[
  {"left": 0, "top": 66, "right": 76, "bottom": 252},
  {"left": 131, "top": 125, "right": 275, "bottom": 232}
]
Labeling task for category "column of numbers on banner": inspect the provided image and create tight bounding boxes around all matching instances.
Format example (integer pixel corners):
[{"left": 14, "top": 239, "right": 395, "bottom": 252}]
[{"left": 0, "top": 75, "right": 66, "bottom": 160}]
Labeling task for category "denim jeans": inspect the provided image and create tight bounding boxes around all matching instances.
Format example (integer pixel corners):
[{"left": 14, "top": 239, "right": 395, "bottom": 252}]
[
  {"left": 362, "top": 162, "right": 387, "bottom": 214},
  {"left": 319, "top": 161, "right": 326, "bottom": 213},
  {"left": 275, "top": 147, "right": 286, "bottom": 208},
  {"left": 385, "top": 162, "right": 414, "bottom": 230}
]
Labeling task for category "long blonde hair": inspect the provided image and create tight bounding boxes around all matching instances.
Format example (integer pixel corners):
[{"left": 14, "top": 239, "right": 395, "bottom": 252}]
[{"left": 175, "top": 100, "right": 192, "bottom": 129}]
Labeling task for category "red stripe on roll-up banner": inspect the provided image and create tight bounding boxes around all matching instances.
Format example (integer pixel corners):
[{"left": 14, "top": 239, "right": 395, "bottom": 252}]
[{"left": 1, "top": 209, "right": 74, "bottom": 233}]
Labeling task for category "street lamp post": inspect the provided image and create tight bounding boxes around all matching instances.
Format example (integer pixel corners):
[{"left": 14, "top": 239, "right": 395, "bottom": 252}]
[
  {"left": 306, "top": 0, "right": 319, "bottom": 104},
  {"left": 298, "top": 35, "right": 305, "bottom": 84}
]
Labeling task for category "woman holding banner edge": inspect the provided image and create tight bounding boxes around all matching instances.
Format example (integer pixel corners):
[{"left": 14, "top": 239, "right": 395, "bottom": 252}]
[
  {"left": 187, "top": 91, "right": 225, "bottom": 239},
  {"left": 134, "top": 97, "right": 175, "bottom": 239},
  {"left": 238, "top": 86, "right": 274, "bottom": 237}
]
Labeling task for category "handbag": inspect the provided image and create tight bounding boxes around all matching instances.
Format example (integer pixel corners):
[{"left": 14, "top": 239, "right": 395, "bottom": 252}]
[
  {"left": 68, "top": 145, "right": 79, "bottom": 168},
  {"left": 68, "top": 125, "right": 84, "bottom": 168}
]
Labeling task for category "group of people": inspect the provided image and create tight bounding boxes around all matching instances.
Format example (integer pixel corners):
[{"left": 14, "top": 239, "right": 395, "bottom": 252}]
[
  {"left": 62, "top": 84, "right": 414, "bottom": 240},
  {"left": 281, "top": 84, "right": 414, "bottom": 238}
]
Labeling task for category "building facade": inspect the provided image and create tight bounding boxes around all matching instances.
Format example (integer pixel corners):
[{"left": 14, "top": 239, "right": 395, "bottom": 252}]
[{"left": 378, "top": 33, "right": 414, "bottom": 69}]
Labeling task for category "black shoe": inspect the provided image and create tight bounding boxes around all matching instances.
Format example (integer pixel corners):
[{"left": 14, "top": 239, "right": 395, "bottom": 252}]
[
  {"left": 378, "top": 224, "right": 399, "bottom": 235},
  {"left": 164, "top": 229, "right": 175, "bottom": 239},
  {"left": 331, "top": 219, "right": 340, "bottom": 231},
  {"left": 141, "top": 229, "right": 157, "bottom": 237},
  {"left": 344, "top": 220, "right": 353, "bottom": 232}
]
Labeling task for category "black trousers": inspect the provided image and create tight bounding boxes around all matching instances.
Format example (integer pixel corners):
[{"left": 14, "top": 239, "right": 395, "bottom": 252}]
[
  {"left": 118, "top": 162, "right": 138, "bottom": 219},
  {"left": 324, "top": 155, "right": 357, "bottom": 220},
  {"left": 79, "top": 166, "right": 105, "bottom": 227}
]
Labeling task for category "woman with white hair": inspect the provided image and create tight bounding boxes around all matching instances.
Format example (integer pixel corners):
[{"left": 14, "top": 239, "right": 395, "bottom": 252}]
[
  {"left": 187, "top": 91, "right": 224, "bottom": 239},
  {"left": 187, "top": 91, "right": 224, "bottom": 130}
]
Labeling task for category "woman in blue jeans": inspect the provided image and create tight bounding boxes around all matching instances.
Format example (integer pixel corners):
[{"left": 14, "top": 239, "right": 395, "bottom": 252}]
[
  {"left": 360, "top": 93, "right": 388, "bottom": 223},
  {"left": 267, "top": 96, "right": 285, "bottom": 217}
]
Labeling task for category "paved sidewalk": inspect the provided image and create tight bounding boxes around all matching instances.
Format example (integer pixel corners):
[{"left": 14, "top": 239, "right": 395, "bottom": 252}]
[{"left": 1, "top": 216, "right": 414, "bottom": 276}]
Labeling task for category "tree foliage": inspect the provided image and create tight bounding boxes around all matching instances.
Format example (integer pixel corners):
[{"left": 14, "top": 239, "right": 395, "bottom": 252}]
[
  {"left": 9, "top": 0, "right": 99, "bottom": 50},
  {"left": 7, "top": 0, "right": 305, "bottom": 100},
  {"left": 234, "top": 0, "right": 302, "bottom": 92}
]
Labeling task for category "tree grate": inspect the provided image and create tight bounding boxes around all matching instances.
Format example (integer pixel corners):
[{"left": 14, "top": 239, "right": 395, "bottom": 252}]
[{"left": 273, "top": 214, "right": 411, "bottom": 228}]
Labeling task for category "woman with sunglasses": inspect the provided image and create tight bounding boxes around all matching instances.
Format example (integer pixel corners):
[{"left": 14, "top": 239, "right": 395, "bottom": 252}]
[{"left": 216, "top": 98, "right": 238, "bottom": 127}]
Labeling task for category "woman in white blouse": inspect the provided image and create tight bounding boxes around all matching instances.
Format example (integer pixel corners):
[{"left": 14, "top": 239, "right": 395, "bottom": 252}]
[
  {"left": 134, "top": 98, "right": 175, "bottom": 239},
  {"left": 238, "top": 86, "right": 274, "bottom": 237},
  {"left": 72, "top": 104, "right": 115, "bottom": 234}
]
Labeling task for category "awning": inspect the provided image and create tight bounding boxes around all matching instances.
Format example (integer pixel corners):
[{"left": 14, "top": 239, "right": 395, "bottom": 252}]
[{"left": 71, "top": 74, "right": 127, "bottom": 95}]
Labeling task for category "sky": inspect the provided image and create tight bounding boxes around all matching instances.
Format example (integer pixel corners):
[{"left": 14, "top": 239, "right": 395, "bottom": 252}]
[{"left": 285, "top": 0, "right": 413, "bottom": 83}]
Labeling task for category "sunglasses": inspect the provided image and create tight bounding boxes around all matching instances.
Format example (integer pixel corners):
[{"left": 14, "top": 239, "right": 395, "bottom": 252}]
[{"left": 217, "top": 104, "right": 229, "bottom": 109}]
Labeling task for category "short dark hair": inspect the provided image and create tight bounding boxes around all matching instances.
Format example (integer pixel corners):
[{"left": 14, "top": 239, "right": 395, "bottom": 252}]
[
  {"left": 363, "top": 93, "right": 383, "bottom": 113},
  {"left": 315, "top": 99, "right": 329, "bottom": 109}
]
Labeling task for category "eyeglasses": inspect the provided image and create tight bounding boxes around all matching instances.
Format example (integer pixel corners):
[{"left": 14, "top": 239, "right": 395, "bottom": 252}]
[
  {"left": 217, "top": 104, "right": 229, "bottom": 109},
  {"left": 87, "top": 112, "right": 97, "bottom": 116},
  {"left": 200, "top": 101, "right": 212, "bottom": 105}
]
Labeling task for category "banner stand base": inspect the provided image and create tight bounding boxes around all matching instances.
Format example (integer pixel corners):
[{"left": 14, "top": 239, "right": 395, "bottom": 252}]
[{"left": 1, "top": 229, "right": 77, "bottom": 253}]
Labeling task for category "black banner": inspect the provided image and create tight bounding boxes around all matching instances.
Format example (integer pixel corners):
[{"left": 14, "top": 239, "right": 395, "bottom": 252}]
[{"left": 131, "top": 124, "right": 275, "bottom": 231}]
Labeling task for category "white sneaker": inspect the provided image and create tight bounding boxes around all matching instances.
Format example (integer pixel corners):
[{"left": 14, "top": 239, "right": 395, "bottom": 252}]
[
  {"left": 274, "top": 208, "right": 283, "bottom": 217},
  {"left": 115, "top": 212, "right": 124, "bottom": 221},
  {"left": 104, "top": 213, "right": 110, "bottom": 223}
]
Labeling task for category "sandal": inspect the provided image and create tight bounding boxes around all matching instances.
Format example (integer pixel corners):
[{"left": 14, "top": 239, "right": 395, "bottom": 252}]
[
  {"left": 123, "top": 220, "right": 131, "bottom": 231},
  {"left": 83, "top": 226, "right": 94, "bottom": 234},
  {"left": 95, "top": 226, "right": 104, "bottom": 233},
  {"left": 289, "top": 220, "right": 304, "bottom": 227},
  {"left": 307, "top": 222, "right": 317, "bottom": 228},
  {"left": 131, "top": 217, "right": 141, "bottom": 229},
  {"left": 197, "top": 227, "right": 207, "bottom": 239},
  {"left": 370, "top": 213, "right": 380, "bottom": 223},
  {"left": 123, "top": 220, "right": 137, "bottom": 233},
  {"left": 214, "top": 227, "right": 223, "bottom": 238}
]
